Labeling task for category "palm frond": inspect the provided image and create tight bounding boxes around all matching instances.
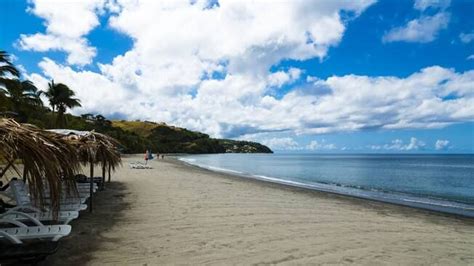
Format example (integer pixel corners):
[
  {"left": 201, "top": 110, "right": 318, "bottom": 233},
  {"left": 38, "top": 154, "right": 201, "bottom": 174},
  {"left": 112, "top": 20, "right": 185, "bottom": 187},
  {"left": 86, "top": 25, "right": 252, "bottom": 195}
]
[
  {"left": 0, "top": 51, "right": 20, "bottom": 78},
  {"left": 47, "top": 129, "right": 122, "bottom": 178},
  {"left": 0, "top": 119, "right": 81, "bottom": 215}
]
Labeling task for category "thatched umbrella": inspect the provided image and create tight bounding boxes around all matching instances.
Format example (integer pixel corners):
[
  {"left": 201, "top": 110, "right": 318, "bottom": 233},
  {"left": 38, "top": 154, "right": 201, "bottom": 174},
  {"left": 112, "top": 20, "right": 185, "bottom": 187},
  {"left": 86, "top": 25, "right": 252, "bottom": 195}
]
[
  {"left": 91, "top": 132, "right": 121, "bottom": 188},
  {"left": 0, "top": 119, "right": 80, "bottom": 215},
  {"left": 47, "top": 129, "right": 121, "bottom": 212}
]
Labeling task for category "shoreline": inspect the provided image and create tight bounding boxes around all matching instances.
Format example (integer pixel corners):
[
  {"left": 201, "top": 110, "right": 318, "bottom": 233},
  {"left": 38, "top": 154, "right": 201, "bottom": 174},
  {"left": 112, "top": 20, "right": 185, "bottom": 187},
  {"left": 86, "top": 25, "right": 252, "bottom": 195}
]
[
  {"left": 43, "top": 155, "right": 474, "bottom": 265},
  {"left": 173, "top": 156, "right": 474, "bottom": 219}
]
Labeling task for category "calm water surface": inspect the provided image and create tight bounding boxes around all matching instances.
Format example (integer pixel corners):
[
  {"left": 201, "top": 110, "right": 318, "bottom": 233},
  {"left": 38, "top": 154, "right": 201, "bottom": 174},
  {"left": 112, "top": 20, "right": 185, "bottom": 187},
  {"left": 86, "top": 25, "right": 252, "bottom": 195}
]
[{"left": 178, "top": 154, "right": 474, "bottom": 217}]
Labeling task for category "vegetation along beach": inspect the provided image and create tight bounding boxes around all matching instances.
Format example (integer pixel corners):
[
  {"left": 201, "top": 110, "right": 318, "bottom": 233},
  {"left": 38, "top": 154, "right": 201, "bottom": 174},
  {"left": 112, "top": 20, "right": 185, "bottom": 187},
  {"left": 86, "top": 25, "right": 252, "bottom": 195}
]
[{"left": 1, "top": 0, "right": 473, "bottom": 265}]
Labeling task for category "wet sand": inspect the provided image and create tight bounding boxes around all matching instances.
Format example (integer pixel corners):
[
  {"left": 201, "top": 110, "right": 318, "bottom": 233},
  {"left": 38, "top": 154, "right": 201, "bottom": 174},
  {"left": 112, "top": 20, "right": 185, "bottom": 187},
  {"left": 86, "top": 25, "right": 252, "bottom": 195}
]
[{"left": 43, "top": 155, "right": 474, "bottom": 265}]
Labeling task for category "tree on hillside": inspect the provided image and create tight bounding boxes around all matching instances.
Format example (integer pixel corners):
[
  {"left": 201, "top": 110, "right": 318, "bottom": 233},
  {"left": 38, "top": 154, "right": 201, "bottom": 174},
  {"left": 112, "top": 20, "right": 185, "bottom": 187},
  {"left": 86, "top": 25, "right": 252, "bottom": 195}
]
[
  {"left": 45, "top": 80, "right": 81, "bottom": 127},
  {"left": 0, "top": 79, "right": 43, "bottom": 121},
  {"left": 0, "top": 51, "right": 21, "bottom": 113}
]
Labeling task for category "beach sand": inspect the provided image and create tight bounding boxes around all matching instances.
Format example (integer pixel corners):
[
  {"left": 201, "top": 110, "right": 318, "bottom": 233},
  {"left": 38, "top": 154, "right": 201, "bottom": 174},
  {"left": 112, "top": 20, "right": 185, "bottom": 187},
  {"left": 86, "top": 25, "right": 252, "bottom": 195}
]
[{"left": 43, "top": 155, "right": 474, "bottom": 265}]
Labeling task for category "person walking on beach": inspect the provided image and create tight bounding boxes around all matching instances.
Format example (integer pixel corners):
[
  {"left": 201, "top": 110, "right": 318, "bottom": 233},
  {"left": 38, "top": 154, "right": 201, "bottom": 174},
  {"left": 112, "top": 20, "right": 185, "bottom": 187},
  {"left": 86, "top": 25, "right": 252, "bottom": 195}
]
[{"left": 144, "top": 150, "right": 150, "bottom": 165}]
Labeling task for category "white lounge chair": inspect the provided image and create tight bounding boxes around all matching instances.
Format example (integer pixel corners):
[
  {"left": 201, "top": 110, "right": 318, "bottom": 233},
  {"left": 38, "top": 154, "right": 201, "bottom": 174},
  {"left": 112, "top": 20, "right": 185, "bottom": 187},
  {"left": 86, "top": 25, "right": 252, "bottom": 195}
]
[
  {"left": 129, "top": 162, "right": 153, "bottom": 169},
  {"left": 0, "top": 211, "right": 44, "bottom": 227},
  {"left": 1, "top": 188, "right": 79, "bottom": 225},
  {"left": 0, "top": 210, "right": 78, "bottom": 225},
  {"left": 0, "top": 219, "right": 71, "bottom": 244},
  {"left": 9, "top": 180, "right": 87, "bottom": 212},
  {"left": 3, "top": 179, "right": 96, "bottom": 202},
  {"left": 12, "top": 179, "right": 91, "bottom": 202},
  {"left": 41, "top": 182, "right": 98, "bottom": 196},
  {"left": 40, "top": 189, "right": 90, "bottom": 204},
  {"left": 75, "top": 176, "right": 103, "bottom": 184}
]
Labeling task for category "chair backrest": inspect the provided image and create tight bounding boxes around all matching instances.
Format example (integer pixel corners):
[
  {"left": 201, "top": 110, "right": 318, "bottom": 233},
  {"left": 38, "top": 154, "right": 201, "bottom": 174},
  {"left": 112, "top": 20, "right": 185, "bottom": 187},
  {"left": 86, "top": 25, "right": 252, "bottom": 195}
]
[{"left": 9, "top": 180, "right": 32, "bottom": 206}]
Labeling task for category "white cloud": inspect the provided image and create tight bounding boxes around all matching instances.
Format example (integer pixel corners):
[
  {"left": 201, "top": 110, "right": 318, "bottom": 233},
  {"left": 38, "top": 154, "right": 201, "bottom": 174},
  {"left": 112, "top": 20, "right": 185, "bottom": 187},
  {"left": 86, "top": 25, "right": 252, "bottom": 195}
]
[
  {"left": 22, "top": 1, "right": 474, "bottom": 140},
  {"left": 260, "top": 137, "right": 299, "bottom": 150},
  {"left": 306, "top": 140, "right": 336, "bottom": 150},
  {"left": 384, "top": 0, "right": 450, "bottom": 43},
  {"left": 371, "top": 137, "right": 426, "bottom": 151},
  {"left": 34, "top": 57, "right": 474, "bottom": 138},
  {"left": 414, "top": 0, "right": 451, "bottom": 11},
  {"left": 292, "top": 66, "right": 474, "bottom": 135},
  {"left": 460, "top": 32, "right": 474, "bottom": 44},
  {"left": 383, "top": 12, "right": 450, "bottom": 43},
  {"left": 33, "top": 58, "right": 131, "bottom": 116},
  {"left": 405, "top": 137, "right": 426, "bottom": 150},
  {"left": 98, "top": 0, "right": 375, "bottom": 91},
  {"left": 268, "top": 68, "right": 302, "bottom": 87},
  {"left": 467, "top": 55, "right": 474, "bottom": 61},
  {"left": 103, "top": 0, "right": 372, "bottom": 75},
  {"left": 17, "top": 0, "right": 106, "bottom": 66},
  {"left": 435, "top": 139, "right": 450, "bottom": 150}
]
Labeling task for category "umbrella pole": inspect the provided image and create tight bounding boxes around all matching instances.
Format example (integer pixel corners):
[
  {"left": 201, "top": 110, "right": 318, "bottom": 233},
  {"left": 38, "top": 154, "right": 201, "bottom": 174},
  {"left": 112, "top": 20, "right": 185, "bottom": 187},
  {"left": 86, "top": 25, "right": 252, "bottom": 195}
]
[
  {"left": 89, "top": 161, "right": 94, "bottom": 212},
  {"left": 108, "top": 164, "right": 111, "bottom": 183},
  {"left": 22, "top": 165, "right": 28, "bottom": 182},
  {"left": 101, "top": 164, "right": 106, "bottom": 191}
]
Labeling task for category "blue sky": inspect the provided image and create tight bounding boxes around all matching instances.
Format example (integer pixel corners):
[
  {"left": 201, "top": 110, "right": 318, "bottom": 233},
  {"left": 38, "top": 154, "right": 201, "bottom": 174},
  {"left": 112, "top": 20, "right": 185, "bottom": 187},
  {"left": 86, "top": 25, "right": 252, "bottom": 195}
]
[{"left": 1, "top": 0, "right": 473, "bottom": 153}]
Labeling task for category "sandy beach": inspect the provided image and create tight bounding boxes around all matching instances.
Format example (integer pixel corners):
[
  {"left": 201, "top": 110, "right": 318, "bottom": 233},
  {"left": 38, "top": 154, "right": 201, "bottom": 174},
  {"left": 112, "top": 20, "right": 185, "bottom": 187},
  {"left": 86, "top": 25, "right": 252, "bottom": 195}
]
[{"left": 43, "top": 155, "right": 474, "bottom": 265}]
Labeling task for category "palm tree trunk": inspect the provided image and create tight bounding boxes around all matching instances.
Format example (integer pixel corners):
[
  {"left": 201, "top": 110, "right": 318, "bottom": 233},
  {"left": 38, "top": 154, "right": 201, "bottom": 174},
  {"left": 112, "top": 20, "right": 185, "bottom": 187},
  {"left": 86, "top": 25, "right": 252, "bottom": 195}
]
[
  {"left": 57, "top": 111, "right": 64, "bottom": 128},
  {"left": 51, "top": 105, "right": 56, "bottom": 128}
]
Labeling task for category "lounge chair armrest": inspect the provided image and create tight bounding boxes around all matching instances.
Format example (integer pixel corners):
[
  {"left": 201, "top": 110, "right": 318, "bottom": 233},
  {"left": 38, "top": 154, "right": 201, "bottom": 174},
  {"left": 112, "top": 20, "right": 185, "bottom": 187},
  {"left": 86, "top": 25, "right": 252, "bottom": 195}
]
[
  {"left": 52, "top": 234, "right": 65, "bottom": 241},
  {"left": 60, "top": 211, "right": 79, "bottom": 225},
  {"left": 0, "top": 218, "right": 28, "bottom": 228},
  {"left": 0, "top": 231, "right": 22, "bottom": 244},
  {"left": 0, "top": 211, "right": 44, "bottom": 226},
  {"left": 8, "top": 205, "right": 42, "bottom": 213}
]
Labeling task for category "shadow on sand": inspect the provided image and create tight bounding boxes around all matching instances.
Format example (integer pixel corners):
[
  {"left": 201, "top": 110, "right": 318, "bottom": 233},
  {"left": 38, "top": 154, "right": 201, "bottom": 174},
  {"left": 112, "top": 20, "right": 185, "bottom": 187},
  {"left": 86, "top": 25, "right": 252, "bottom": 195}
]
[{"left": 39, "top": 181, "right": 131, "bottom": 266}]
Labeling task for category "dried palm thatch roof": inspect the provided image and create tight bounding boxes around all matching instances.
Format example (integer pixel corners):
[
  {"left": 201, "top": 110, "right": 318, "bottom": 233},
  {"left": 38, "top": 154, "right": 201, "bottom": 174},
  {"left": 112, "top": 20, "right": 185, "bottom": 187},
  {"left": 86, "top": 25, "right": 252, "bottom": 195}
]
[
  {"left": 91, "top": 132, "right": 122, "bottom": 173},
  {"left": 47, "top": 129, "right": 122, "bottom": 171},
  {"left": 0, "top": 119, "right": 81, "bottom": 214},
  {"left": 47, "top": 129, "right": 121, "bottom": 212}
]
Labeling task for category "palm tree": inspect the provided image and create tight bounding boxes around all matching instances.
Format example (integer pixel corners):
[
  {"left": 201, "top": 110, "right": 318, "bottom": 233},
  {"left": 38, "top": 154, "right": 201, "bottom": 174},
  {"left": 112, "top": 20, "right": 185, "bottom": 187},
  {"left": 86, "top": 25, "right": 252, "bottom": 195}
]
[
  {"left": 0, "top": 79, "right": 43, "bottom": 121},
  {"left": 0, "top": 50, "right": 20, "bottom": 78},
  {"left": 0, "top": 51, "right": 20, "bottom": 113},
  {"left": 45, "top": 80, "right": 81, "bottom": 127}
]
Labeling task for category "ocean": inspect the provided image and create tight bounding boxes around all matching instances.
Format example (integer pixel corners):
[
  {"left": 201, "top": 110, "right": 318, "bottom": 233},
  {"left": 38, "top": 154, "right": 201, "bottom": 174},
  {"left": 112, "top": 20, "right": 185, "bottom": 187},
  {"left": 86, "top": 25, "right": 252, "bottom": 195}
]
[{"left": 178, "top": 153, "right": 474, "bottom": 217}]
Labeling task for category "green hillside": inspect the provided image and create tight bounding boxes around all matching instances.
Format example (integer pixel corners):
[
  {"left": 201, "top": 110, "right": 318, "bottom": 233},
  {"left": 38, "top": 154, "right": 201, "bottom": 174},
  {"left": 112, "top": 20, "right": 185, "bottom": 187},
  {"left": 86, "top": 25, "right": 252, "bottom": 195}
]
[{"left": 112, "top": 120, "right": 273, "bottom": 154}]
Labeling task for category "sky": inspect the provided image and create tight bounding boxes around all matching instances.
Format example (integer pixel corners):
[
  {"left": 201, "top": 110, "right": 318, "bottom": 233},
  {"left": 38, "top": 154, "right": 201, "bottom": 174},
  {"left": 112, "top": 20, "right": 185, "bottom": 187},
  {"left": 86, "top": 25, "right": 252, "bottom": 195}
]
[{"left": 1, "top": 0, "right": 473, "bottom": 153}]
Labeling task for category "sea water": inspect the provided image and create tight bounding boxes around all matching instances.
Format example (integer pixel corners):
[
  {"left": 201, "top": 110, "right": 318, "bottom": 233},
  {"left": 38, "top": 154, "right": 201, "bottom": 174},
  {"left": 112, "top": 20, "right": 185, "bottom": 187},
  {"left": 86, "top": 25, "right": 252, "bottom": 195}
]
[{"left": 178, "top": 153, "right": 474, "bottom": 217}]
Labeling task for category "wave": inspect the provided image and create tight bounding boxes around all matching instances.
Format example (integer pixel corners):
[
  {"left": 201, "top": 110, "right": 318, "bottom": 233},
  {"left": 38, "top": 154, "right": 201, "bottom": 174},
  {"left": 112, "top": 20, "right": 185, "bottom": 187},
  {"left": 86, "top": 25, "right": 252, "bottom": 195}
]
[
  {"left": 404, "top": 163, "right": 474, "bottom": 169},
  {"left": 179, "top": 157, "right": 474, "bottom": 218},
  {"left": 179, "top": 158, "right": 245, "bottom": 175},
  {"left": 179, "top": 158, "right": 196, "bottom": 163},
  {"left": 206, "top": 166, "right": 244, "bottom": 175}
]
